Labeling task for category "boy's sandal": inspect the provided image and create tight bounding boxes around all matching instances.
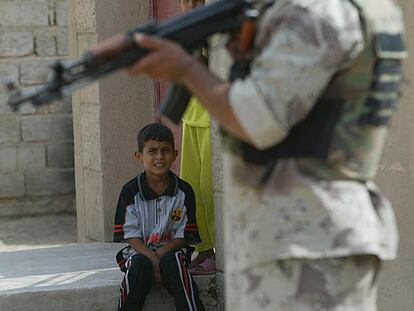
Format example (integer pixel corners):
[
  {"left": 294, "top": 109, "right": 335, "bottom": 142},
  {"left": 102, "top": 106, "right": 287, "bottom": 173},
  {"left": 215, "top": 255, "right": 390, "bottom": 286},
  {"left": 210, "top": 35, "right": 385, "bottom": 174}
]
[
  {"left": 189, "top": 257, "right": 217, "bottom": 275},
  {"left": 189, "top": 250, "right": 214, "bottom": 269}
]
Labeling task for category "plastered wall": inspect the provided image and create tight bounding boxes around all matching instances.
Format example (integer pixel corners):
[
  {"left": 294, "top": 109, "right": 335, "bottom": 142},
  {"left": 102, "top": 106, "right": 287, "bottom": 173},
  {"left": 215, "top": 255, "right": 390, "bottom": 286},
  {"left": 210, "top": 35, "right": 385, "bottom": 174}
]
[{"left": 377, "top": 1, "right": 414, "bottom": 310}]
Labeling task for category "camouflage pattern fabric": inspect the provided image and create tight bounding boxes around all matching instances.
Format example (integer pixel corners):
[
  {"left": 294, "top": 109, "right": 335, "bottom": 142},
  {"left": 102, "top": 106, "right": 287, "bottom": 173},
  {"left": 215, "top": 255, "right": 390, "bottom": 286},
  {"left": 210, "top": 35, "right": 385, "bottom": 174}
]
[
  {"left": 222, "top": 0, "right": 403, "bottom": 309},
  {"left": 223, "top": 157, "right": 398, "bottom": 274},
  {"left": 229, "top": 0, "right": 366, "bottom": 151},
  {"left": 229, "top": 0, "right": 406, "bottom": 181},
  {"left": 227, "top": 255, "right": 380, "bottom": 311}
]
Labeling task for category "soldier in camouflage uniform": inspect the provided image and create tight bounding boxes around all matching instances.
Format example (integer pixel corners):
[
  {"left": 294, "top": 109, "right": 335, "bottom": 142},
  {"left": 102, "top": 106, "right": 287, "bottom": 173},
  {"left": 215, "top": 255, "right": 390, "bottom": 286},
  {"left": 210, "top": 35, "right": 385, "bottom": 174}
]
[{"left": 127, "top": 0, "right": 406, "bottom": 309}]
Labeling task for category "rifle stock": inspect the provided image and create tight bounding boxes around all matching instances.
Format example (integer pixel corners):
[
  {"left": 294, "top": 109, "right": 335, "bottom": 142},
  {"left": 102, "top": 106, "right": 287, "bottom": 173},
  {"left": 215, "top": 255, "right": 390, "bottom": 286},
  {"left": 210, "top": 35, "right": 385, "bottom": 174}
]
[{"left": 6, "top": 0, "right": 250, "bottom": 122}]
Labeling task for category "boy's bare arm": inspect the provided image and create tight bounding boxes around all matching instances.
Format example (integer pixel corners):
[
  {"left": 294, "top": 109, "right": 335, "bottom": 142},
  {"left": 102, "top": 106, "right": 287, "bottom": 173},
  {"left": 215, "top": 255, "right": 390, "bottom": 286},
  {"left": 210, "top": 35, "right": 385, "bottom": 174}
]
[
  {"left": 127, "top": 237, "right": 163, "bottom": 283},
  {"left": 127, "top": 237, "right": 158, "bottom": 260},
  {"left": 155, "top": 238, "right": 186, "bottom": 258}
]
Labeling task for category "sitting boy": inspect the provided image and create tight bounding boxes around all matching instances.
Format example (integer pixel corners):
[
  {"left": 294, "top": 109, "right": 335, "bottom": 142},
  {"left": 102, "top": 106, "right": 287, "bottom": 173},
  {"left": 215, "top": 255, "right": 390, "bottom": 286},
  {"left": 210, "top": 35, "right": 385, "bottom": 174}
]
[{"left": 113, "top": 123, "right": 205, "bottom": 311}]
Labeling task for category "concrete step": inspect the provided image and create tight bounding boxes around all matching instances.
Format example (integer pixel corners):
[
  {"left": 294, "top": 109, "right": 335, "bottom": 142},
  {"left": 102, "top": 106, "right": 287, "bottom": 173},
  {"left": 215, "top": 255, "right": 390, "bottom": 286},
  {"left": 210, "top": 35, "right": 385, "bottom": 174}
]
[{"left": 0, "top": 243, "right": 218, "bottom": 311}]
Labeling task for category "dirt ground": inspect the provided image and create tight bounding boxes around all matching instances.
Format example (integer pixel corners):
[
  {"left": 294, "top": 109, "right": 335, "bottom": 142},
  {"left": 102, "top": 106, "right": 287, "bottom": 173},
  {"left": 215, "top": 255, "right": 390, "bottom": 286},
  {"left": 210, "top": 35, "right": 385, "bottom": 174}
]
[{"left": 0, "top": 214, "right": 77, "bottom": 252}]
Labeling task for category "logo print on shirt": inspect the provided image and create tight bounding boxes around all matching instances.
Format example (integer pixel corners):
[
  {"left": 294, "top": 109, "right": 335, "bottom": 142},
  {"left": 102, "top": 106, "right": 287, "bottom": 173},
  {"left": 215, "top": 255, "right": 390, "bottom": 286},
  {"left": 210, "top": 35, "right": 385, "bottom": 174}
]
[{"left": 171, "top": 208, "right": 183, "bottom": 221}]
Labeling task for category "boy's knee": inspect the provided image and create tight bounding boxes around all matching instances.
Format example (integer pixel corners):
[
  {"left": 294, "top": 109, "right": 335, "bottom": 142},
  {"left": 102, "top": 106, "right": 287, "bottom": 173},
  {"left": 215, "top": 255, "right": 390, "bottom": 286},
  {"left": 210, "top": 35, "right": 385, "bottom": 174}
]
[
  {"left": 130, "top": 254, "right": 153, "bottom": 271},
  {"left": 160, "top": 251, "right": 178, "bottom": 269}
]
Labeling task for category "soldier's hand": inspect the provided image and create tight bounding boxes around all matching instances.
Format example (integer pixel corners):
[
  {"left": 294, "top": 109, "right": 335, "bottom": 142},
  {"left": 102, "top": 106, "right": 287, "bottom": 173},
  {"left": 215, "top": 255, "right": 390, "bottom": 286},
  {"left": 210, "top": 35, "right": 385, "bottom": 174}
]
[{"left": 128, "top": 33, "right": 195, "bottom": 82}]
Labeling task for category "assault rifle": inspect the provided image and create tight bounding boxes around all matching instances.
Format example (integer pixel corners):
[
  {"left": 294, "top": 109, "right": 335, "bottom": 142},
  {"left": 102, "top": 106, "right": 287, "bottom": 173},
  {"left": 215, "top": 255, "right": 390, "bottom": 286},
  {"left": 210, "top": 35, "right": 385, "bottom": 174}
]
[{"left": 7, "top": 0, "right": 266, "bottom": 123}]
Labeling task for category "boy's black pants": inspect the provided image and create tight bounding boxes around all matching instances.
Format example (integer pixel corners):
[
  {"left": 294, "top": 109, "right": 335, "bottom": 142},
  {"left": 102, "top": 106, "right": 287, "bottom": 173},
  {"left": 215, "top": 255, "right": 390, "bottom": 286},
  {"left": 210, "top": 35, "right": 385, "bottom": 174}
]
[{"left": 118, "top": 250, "right": 205, "bottom": 311}]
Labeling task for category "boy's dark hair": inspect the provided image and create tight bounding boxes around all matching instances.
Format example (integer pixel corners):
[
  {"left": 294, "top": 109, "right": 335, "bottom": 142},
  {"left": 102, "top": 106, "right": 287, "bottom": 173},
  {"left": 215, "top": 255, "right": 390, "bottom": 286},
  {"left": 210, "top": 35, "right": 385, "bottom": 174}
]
[{"left": 137, "top": 123, "right": 175, "bottom": 152}]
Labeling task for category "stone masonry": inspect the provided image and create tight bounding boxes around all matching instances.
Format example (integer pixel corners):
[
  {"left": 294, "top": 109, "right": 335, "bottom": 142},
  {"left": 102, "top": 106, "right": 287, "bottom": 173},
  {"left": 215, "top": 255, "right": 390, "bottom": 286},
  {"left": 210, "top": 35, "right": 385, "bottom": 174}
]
[{"left": 0, "top": 0, "right": 74, "bottom": 217}]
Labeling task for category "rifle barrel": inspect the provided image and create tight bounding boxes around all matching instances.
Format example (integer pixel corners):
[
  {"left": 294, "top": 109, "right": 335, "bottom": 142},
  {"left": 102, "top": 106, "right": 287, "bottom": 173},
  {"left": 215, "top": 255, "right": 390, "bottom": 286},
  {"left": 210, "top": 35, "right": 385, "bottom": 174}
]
[{"left": 7, "top": 0, "right": 247, "bottom": 110}]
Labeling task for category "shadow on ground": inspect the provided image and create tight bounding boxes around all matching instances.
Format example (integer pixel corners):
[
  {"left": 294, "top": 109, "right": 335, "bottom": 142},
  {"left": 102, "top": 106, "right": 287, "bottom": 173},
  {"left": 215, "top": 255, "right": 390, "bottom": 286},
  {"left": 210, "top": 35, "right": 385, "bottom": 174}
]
[{"left": 0, "top": 214, "right": 77, "bottom": 252}]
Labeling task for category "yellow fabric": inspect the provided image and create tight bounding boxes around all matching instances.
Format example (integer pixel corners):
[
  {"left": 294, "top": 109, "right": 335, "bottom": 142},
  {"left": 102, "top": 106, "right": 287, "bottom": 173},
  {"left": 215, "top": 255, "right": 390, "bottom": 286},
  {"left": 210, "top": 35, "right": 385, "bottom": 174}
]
[
  {"left": 180, "top": 97, "right": 215, "bottom": 252},
  {"left": 182, "top": 96, "right": 210, "bottom": 127}
]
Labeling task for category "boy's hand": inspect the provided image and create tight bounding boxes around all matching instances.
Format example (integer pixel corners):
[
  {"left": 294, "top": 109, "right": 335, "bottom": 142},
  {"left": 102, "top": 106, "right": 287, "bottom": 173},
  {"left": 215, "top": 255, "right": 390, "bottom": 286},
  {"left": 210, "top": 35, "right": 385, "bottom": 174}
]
[
  {"left": 155, "top": 247, "right": 168, "bottom": 259},
  {"left": 148, "top": 252, "right": 162, "bottom": 284},
  {"left": 126, "top": 238, "right": 164, "bottom": 284},
  {"left": 155, "top": 239, "right": 185, "bottom": 259}
]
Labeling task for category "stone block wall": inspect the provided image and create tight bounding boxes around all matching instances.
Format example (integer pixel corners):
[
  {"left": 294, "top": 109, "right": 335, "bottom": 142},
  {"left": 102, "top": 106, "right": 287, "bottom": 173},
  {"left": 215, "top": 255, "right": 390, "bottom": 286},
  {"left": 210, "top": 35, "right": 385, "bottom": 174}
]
[{"left": 0, "top": 0, "right": 74, "bottom": 217}]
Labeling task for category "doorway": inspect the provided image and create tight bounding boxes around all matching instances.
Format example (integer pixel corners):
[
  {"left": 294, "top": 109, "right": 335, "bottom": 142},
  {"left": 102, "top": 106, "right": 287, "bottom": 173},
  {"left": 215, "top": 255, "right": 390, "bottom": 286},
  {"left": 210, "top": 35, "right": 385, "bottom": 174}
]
[{"left": 151, "top": 0, "right": 184, "bottom": 174}]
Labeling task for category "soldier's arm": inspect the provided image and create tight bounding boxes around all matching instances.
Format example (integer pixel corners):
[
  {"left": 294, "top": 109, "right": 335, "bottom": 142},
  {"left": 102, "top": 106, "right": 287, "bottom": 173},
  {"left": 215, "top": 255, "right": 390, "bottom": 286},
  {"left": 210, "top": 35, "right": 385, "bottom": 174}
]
[
  {"left": 129, "top": 34, "right": 252, "bottom": 144},
  {"left": 226, "top": 2, "right": 364, "bottom": 150}
]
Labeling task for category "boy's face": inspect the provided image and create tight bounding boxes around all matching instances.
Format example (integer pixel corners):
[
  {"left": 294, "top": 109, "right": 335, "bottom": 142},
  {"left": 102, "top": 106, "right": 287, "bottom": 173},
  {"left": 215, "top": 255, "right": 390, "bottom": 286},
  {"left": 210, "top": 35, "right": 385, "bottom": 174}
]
[{"left": 135, "top": 139, "right": 177, "bottom": 177}]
